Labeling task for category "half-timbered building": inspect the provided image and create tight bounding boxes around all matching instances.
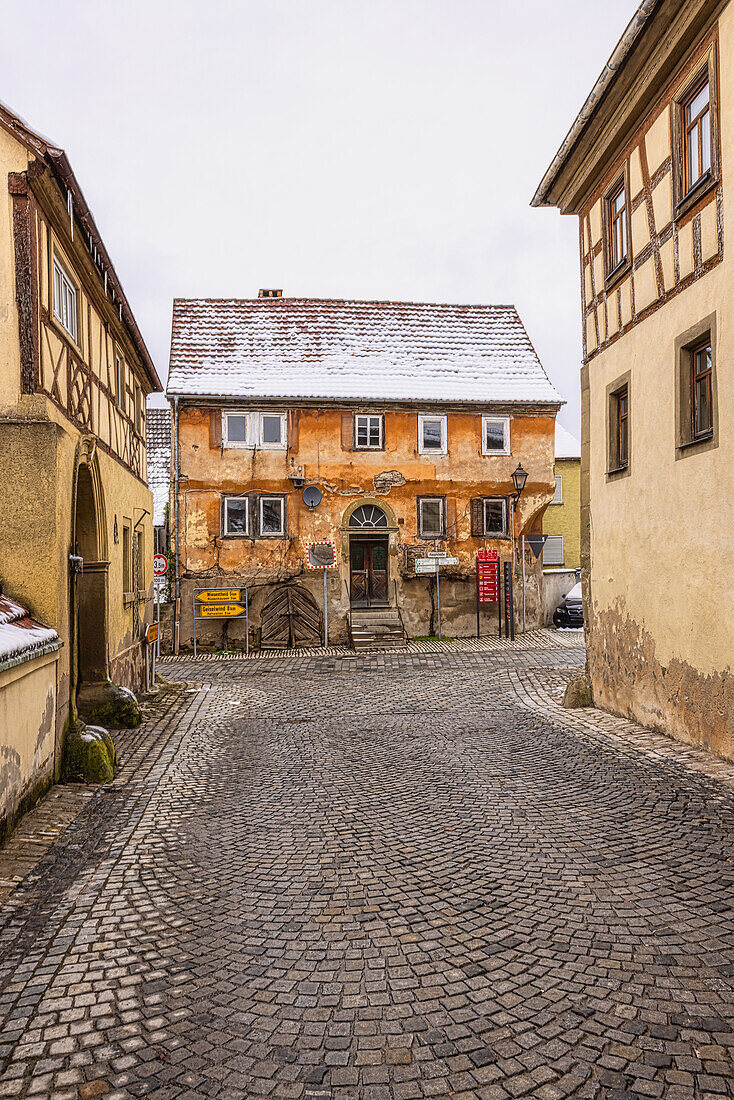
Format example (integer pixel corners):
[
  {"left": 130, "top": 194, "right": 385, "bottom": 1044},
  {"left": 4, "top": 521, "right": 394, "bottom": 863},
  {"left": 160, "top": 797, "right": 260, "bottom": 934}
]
[
  {"left": 0, "top": 99, "right": 161, "bottom": 828},
  {"left": 166, "top": 294, "right": 562, "bottom": 650},
  {"left": 533, "top": 0, "right": 733, "bottom": 756}
]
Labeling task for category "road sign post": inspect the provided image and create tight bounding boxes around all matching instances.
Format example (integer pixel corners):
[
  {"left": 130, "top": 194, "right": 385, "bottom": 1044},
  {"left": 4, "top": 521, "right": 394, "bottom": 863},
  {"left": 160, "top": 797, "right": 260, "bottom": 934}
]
[
  {"left": 306, "top": 541, "right": 337, "bottom": 647},
  {"left": 192, "top": 587, "right": 249, "bottom": 657}
]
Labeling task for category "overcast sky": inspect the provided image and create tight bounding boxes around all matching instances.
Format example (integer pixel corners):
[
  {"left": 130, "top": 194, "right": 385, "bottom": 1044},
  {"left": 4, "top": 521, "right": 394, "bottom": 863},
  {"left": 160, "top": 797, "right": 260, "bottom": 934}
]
[{"left": 4, "top": 0, "right": 637, "bottom": 433}]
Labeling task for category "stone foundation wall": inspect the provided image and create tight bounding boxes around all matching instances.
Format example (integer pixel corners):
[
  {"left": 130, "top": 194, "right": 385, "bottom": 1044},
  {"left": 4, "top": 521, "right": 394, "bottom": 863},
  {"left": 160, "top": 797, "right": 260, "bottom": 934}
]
[{"left": 588, "top": 605, "right": 734, "bottom": 761}]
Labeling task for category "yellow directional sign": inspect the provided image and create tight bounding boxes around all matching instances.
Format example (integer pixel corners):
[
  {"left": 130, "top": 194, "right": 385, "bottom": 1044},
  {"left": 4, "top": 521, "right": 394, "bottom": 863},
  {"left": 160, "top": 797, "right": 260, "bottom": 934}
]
[
  {"left": 198, "top": 603, "right": 245, "bottom": 618},
  {"left": 196, "top": 589, "right": 241, "bottom": 603}
]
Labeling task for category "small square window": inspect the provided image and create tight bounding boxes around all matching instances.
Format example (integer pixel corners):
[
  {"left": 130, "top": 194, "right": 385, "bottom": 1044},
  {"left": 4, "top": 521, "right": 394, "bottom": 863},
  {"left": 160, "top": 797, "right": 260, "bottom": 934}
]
[
  {"left": 552, "top": 475, "right": 563, "bottom": 504},
  {"left": 482, "top": 416, "right": 510, "bottom": 455},
  {"left": 418, "top": 414, "right": 447, "bottom": 455},
  {"left": 223, "top": 412, "right": 249, "bottom": 447},
  {"left": 418, "top": 497, "right": 444, "bottom": 537},
  {"left": 260, "top": 496, "right": 285, "bottom": 536},
  {"left": 260, "top": 413, "right": 287, "bottom": 448},
  {"left": 53, "top": 255, "right": 78, "bottom": 342},
  {"left": 355, "top": 414, "right": 383, "bottom": 449},
  {"left": 543, "top": 535, "right": 564, "bottom": 566},
  {"left": 483, "top": 498, "right": 508, "bottom": 537},
  {"left": 223, "top": 497, "right": 249, "bottom": 535}
]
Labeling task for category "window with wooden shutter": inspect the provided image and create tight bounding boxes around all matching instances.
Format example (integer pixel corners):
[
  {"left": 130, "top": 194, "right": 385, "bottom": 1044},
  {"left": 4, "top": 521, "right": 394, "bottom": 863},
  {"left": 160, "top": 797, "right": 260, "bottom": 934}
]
[
  {"left": 470, "top": 498, "right": 483, "bottom": 537},
  {"left": 341, "top": 412, "right": 353, "bottom": 450}
]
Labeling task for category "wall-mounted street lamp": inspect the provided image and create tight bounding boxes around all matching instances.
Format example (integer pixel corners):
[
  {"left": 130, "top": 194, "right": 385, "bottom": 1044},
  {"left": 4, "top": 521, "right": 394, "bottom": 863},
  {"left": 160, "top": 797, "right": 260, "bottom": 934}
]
[{"left": 510, "top": 463, "right": 528, "bottom": 510}]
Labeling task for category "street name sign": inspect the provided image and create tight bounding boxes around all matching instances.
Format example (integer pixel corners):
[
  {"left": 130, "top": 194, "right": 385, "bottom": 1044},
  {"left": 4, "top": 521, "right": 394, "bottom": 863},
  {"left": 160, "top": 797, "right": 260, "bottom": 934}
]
[
  {"left": 196, "top": 589, "right": 242, "bottom": 603},
  {"left": 198, "top": 603, "right": 245, "bottom": 618}
]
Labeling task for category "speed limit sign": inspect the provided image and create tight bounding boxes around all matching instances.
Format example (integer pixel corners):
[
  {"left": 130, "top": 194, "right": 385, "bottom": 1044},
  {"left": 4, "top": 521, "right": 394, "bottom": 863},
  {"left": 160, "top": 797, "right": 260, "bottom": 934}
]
[{"left": 153, "top": 554, "right": 168, "bottom": 576}]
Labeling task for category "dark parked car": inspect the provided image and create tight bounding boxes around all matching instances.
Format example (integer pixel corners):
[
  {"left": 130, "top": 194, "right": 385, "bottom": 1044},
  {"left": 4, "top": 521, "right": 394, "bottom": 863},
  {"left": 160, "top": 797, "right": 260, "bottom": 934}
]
[{"left": 553, "top": 582, "right": 584, "bottom": 628}]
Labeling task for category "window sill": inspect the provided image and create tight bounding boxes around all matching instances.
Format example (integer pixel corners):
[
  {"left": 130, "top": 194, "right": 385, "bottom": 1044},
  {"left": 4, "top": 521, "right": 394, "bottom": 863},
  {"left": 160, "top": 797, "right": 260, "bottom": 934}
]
[
  {"left": 675, "top": 170, "right": 717, "bottom": 219},
  {"left": 482, "top": 533, "right": 510, "bottom": 540},
  {"left": 221, "top": 533, "right": 251, "bottom": 539},
  {"left": 418, "top": 533, "right": 446, "bottom": 540},
  {"left": 354, "top": 446, "right": 385, "bottom": 452},
  {"left": 418, "top": 451, "right": 448, "bottom": 458},
  {"left": 481, "top": 450, "right": 511, "bottom": 458},
  {"left": 604, "top": 258, "right": 632, "bottom": 292},
  {"left": 678, "top": 431, "right": 713, "bottom": 450},
  {"left": 606, "top": 463, "right": 630, "bottom": 480}
]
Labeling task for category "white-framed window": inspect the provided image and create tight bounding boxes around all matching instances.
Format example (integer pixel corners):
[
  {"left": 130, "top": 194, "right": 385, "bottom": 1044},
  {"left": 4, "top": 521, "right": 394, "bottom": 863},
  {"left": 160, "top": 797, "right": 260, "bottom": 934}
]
[
  {"left": 260, "top": 496, "right": 285, "bottom": 536},
  {"left": 223, "top": 411, "right": 249, "bottom": 447},
  {"left": 483, "top": 497, "right": 509, "bottom": 537},
  {"left": 418, "top": 496, "right": 445, "bottom": 537},
  {"left": 223, "top": 496, "right": 249, "bottom": 536},
  {"left": 418, "top": 414, "right": 447, "bottom": 455},
  {"left": 259, "top": 412, "right": 287, "bottom": 449},
  {"left": 481, "top": 415, "right": 511, "bottom": 455},
  {"left": 355, "top": 414, "right": 383, "bottom": 449},
  {"left": 53, "top": 256, "right": 78, "bottom": 342},
  {"left": 115, "top": 351, "right": 124, "bottom": 410},
  {"left": 543, "top": 535, "right": 564, "bottom": 566},
  {"left": 552, "top": 474, "right": 563, "bottom": 504}
]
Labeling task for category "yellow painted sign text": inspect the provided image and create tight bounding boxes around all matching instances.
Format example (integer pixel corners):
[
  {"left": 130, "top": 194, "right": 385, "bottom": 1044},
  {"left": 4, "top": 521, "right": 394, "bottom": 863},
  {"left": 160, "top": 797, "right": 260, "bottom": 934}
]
[
  {"left": 198, "top": 604, "right": 245, "bottom": 618},
  {"left": 196, "top": 589, "right": 241, "bottom": 603}
]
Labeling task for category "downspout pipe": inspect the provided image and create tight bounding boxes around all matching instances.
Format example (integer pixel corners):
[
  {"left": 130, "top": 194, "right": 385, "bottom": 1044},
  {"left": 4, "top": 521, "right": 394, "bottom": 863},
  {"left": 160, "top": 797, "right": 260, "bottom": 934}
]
[{"left": 531, "top": 0, "right": 660, "bottom": 207}]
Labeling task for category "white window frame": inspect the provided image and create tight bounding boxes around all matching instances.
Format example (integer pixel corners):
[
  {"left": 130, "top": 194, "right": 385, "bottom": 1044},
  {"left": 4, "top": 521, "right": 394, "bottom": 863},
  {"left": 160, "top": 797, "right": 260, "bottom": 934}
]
[
  {"left": 543, "top": 535, "right": 564, "bottom": 566},
  {"left": 259, "top": 412, "right": 288, "bottom": 450},
  {"left": 483, "top": 497, "right": 509, "bottom": 537},
  {"left": 53, "top": 255, "right": 78, "bottom": 343},
  {"left": 222, "top": 410, "right": 251, "bottom": 448},
  {"left": 481, "top": 415, "right": 511, "bottom": 456},
  {"left": 223, "top": 496, "right": 249, "bottom": 536},
  {"left": 354, "top": 414, "right": 383, "bottom": 450},
  {"left": 419, "top": 496, "right": 445, "bottom": 537},
  {"left": 552, "top": 474, "right": 563, "bottom": 504},
  {"left": 418, "top": 414, "right": 448, "bottom": 456},
  {"left": 259, "top": 496, "right": 285, "bottom": 537}
]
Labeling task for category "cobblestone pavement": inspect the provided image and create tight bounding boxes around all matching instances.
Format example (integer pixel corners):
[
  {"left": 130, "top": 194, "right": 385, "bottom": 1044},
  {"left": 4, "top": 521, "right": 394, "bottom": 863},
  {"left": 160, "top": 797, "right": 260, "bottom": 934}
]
[{"left": 2, "top": 638, "right": 734, "bottom": 1100}]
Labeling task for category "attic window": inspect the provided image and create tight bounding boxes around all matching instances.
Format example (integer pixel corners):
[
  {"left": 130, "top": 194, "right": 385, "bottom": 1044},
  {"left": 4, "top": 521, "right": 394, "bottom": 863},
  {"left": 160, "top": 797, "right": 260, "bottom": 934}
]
[{"left": 258, "top": 289, "right": 282, "bottom": 298}]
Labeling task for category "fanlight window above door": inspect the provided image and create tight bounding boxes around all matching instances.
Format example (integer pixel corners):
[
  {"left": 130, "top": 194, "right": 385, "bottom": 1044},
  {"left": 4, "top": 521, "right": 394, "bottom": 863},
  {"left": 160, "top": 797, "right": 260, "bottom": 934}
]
[{"left": 349, "top": 504, "right": 388, "bottom": 528}]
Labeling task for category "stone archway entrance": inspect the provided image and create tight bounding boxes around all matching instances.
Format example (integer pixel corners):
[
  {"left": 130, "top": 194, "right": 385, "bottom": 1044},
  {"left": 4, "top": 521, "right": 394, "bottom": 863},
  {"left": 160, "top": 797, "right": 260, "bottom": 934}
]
[{"left": 72, "top": 456, "right": 109, "bottom": 693}]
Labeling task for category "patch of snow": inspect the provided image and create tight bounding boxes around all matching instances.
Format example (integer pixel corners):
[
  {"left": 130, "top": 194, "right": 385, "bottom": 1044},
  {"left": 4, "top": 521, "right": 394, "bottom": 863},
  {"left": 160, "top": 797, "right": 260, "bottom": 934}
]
[
  {"left": 0, "top": 593, "right": 59, "bottom": 663},
  {"left": 555, "top": 422, "right": 580, "bottom": 459}
]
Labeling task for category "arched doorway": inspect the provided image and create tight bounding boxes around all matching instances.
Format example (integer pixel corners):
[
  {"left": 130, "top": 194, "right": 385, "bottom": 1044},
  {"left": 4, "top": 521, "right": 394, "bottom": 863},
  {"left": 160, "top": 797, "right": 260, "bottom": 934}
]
[
  {"left": 72, "top": 455, "right": 109, "bottom": 692},
  {"left": 348, "top": 504, "right": 389, "bottom": 606}
]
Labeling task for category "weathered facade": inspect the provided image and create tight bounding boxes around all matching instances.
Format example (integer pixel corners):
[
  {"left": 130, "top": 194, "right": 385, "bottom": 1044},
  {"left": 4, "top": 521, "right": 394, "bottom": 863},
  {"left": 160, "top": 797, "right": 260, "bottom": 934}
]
[
  {"left": 167, "top": 296, "right": 562, "bottom": 649},
  {"left": 0, "top": 100, "right": 161, "bottom": 825},
  {"left": 533, "top": 0, "right": 733, "bottom": 756}
]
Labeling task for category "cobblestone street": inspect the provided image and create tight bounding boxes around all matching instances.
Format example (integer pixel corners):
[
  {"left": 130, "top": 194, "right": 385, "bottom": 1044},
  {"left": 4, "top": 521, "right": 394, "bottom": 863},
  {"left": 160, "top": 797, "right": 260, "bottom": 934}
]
[{"left": 1, "top": 635, "right": 734, "bottom": 1100}]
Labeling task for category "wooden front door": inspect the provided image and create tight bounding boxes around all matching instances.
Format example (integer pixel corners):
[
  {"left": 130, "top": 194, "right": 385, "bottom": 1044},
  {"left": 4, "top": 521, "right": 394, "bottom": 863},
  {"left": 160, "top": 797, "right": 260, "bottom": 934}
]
[{"left": 350, "top": 539, "right": 389, "bottom": 607}]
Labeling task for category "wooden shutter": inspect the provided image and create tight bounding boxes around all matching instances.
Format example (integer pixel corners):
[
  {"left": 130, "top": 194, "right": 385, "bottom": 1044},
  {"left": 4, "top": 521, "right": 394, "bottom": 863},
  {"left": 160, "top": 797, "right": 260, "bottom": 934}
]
[
  {"left": 470, "top": 497, "right": 483, "bottom": 537},
  {"left": 287, "top": 410, "right": 300, "bottom": 452},
  {"left": 209, "top": 409, "right": 222, "bottom": 448},
  {"left": 341, "top": 412, "right": 353, "bottom": 450},
  {"left": 249, "top": 494, "right": 259, "bottom": 538},
  {"left": 446, "top": 497, "right": 457, "bottom": 538}
]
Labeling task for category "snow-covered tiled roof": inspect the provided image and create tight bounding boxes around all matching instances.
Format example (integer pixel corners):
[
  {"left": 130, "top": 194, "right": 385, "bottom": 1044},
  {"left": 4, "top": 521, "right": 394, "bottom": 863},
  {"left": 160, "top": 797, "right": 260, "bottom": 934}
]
[
  {"left": 555, "top": 423, "right": 581, "bottom": 459},
  {"left": 167, "top": 298, "right": 563, "bottom": 407},
  {"left": 146, "top": 408, "right": 171, "bottom": 527},
  {"left": 0, "top": 592, "right": 60, "bottom": 669}
]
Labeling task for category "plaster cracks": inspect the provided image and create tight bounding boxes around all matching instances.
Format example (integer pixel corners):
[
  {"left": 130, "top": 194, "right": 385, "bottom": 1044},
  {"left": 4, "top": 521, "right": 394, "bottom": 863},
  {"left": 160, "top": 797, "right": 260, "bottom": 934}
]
[
  {"left": 588, "top": 600, "right": 733, "bottom": 760},
  {"left": 373, "top": 470, "right": 407, "bottom": 494}
]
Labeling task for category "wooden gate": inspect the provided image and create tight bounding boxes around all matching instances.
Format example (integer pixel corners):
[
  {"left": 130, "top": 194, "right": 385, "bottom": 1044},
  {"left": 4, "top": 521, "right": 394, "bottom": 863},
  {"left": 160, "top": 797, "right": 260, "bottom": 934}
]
[{"left": 260, "top": 585, "right": 322, "bottom": 649}]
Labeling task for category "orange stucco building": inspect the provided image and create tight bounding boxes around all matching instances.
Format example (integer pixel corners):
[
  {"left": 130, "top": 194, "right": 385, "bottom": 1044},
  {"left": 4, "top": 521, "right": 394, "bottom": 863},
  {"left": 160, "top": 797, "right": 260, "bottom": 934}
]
[{"left": 166, "top": 295, "right": 563, "bottom": 648}]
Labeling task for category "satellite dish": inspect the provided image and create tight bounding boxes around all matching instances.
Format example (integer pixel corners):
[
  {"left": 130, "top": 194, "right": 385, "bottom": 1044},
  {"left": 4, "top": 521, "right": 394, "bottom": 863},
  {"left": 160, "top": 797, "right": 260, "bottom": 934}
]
[{"left": 302, "top": 485, "right": 322, "bottom": 509}]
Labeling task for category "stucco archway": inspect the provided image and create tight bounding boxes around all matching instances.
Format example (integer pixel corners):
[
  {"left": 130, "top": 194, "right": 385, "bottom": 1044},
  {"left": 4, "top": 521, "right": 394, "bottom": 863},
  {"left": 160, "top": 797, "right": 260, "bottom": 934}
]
[{"left": 71, "top": 442, "right": 110, "bottom": 692}]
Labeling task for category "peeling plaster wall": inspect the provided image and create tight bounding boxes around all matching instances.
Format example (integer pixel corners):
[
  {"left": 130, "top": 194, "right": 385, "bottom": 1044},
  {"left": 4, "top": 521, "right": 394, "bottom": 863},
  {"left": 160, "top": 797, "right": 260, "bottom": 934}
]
[
  {"left": 175, "top": 406, "right": 556, "bottom": 644},
  {"left": 0, "top": 650, "right": 58, "bottom": 840}
]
